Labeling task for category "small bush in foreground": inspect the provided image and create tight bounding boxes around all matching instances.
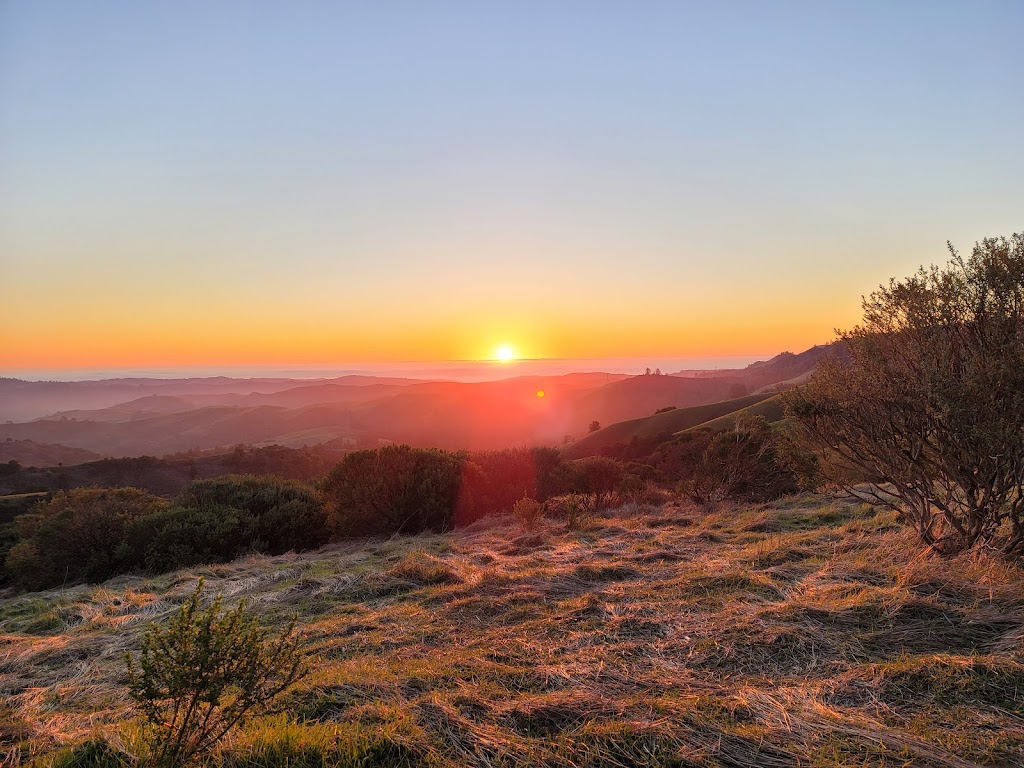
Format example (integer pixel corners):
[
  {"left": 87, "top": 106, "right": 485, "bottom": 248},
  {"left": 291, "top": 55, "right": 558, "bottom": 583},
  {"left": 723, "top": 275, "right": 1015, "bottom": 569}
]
[
  {"left": 126, "top": 580, "right": 307, "bottom": 768},
  {"left": 512, "top": 496, "right": 543, "bottom": 531}
]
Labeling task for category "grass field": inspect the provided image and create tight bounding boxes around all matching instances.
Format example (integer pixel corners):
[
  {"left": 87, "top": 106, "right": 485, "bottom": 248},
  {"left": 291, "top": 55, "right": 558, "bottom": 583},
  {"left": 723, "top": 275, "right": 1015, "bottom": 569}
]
[{"left": 3, "top": 495, "right": 1024, "bottom": 767}]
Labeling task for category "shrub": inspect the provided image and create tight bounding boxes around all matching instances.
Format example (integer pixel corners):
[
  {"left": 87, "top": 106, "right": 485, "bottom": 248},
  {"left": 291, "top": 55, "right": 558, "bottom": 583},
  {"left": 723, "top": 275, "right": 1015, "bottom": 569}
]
[
  {"left": 176, "top": 475, "right": 329, "bottom": 555},
  {"left": 786, "top": 234, "right": 1024, "bottom": 556},
  {"left": 512, "top": 496, "right": 543, "bottom": 531},
  {"left": 545, "top": 493, "right": 597, "bottom": 532},
  {"left": 322, "top": 445, "right": 464, "bottom": 536},
  {"left": 457, "top": 447, "right": 570, "bottom": 524},
  {"left": 3, "top": 477, "right": 328, "bottom": 591},
  {"left": 570, "top": 456, "right": 624, "bottom": 510},
  {"left": 680, "top": 415, "right": 799, "bottom": 505},
  {"left": 126, "top": 580, "right": 307, "bottom": 768},
  {"left": 129, "top": 503, "right": 256, "bottom": 573},
  {"left": 3, "top": 487, "right": 167, "bottom": 590}
]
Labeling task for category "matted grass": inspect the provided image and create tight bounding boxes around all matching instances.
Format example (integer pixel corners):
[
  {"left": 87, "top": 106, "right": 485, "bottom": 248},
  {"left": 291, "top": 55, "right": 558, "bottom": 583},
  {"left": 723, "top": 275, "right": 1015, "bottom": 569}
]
[{"left": 3, "top": 494, "right": 1024, "bottom": 767}]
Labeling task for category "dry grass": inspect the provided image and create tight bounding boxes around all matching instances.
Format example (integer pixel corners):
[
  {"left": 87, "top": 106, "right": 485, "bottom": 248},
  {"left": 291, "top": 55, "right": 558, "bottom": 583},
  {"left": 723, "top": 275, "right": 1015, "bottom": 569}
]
[{"left": 3, "top": 494, "right": 1024, "bottom": 767}]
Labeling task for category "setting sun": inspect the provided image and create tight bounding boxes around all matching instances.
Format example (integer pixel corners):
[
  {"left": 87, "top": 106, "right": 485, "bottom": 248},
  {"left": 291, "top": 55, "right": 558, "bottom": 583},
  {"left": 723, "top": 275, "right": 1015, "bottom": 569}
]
[{"left": 494, "top": 345, "right": 517, "bottom": 362}]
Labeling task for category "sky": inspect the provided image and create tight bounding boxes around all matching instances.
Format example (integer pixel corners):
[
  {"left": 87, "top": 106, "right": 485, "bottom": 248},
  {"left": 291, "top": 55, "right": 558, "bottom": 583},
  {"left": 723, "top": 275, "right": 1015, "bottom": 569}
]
[{"left": 2, "top": 1, "right": 1022, "bottom": 374}]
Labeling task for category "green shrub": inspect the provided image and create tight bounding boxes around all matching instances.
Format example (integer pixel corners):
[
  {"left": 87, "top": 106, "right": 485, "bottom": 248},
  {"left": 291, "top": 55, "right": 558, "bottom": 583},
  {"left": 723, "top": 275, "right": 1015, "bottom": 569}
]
[
  {"left": 322, "top": 446, "right": 464, "bottom": 536},
  {"left": 130, "top": 503, "right": 256, "bottom": 573},
  {"left": 126, "top": 580, "right": 307, "bottom": 768},
  {"left": 176, "top": 475, "right": 329, "bottom": 555},
  {"left": 3, "top": 477, "right": 328, "bottom": 591},
  {"left": 681, "top": 415, "right": 799, "bottom": 504},
  {"left": 3, "top": 487, "right": 167, "bottom": 590}
]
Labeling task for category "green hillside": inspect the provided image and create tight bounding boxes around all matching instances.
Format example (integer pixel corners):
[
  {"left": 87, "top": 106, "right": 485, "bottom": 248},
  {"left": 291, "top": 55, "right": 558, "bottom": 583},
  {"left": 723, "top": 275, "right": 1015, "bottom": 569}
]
[
  {"left": 681, "top": 393, "right": 786, "bottom": 433},
  {"left": 565, "top": 392, "right": 774, "bottom": 456}
]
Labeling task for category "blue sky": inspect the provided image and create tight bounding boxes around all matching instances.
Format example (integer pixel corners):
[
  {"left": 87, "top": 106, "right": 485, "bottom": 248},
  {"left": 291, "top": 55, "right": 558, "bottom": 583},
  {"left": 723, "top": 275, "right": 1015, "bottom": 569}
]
[{"left": 2, "top": 1, "right": 1022, "bottom": 369}]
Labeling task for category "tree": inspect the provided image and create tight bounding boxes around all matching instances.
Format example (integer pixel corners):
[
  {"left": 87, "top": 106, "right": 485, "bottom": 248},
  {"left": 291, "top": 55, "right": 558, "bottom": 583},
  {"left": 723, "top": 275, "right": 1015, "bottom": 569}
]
[
  {"left": 571, "top": 456, "right": 624, "bottom": 509},
  {"left": 785, "top": 234, "right": 1024, "bottom": 556},
  {"left": 588, "top": 420, "right": 601, "bottom": 433},
  {"left": 126, "top": 580, "right": 307, "bottom": 767},
  {"left": 681, "top": 416, "right": 799, "bottom": 505}
]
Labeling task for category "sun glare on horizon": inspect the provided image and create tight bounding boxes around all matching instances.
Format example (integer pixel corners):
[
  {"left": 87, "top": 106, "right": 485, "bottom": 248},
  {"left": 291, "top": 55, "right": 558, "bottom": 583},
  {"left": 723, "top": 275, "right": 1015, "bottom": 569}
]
[{"left": 494, "top": 345, "right": 517, "bottom": 362}]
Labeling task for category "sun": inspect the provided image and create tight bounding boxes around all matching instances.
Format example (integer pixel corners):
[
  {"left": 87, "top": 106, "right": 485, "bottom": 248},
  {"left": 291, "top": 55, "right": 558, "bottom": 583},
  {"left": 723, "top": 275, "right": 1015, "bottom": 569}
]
[{"left": 494, "top": 344, "right": 517, "bottom": 362}]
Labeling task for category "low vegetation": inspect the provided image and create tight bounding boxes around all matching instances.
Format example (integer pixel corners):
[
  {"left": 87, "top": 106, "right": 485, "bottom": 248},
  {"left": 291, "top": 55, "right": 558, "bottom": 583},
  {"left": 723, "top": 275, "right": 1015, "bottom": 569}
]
[
  {"left": 126, "top": 581, "right": 306, "bottom": 767},
  {"left": 3, "top": 495, "right": 1023, "bottom": 766}
]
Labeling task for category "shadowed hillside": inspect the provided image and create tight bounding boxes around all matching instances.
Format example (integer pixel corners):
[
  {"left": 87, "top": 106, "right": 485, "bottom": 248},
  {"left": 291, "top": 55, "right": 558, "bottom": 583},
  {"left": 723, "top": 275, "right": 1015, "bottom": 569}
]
[
  {"left": 563, "top": 393, "right": 775, "bottom": 458},
  {"left": 681, "top": 394, "right": 787, "bottom": 433}
]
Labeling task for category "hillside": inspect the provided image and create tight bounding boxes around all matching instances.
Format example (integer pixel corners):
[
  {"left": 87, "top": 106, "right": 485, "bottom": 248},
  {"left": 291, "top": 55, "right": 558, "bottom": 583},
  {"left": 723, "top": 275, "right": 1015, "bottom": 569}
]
[
  {"left": 0, "top": 445, "right": 344, "bottom": 498},
  {"left": 3, "top": 496, "right": 1023, "bottom": 767},
  {"left": 0, "top": 372, "right": 743, "bottom": 456},
  {"left": 671, "top": 343, "right": 844, "bottom": 391},
  {"left": 564, "top": 393, "right": 775, "bottom": 457},
  {"left": 0, "top": 439, "right": 102, "bottom": 468},
  {"left": 680, "top": 393, "right": 787, "bottom": 433}
]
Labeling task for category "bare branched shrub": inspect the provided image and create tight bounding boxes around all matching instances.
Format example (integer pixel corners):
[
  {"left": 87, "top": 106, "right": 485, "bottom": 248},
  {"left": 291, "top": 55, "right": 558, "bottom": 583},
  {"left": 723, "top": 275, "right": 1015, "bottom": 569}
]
[
  {"left": 786, "top": 234, "right": 1024, "bottom": 556},
  {"left": 126, "top": 580, "right": 307, "bottom": 767},
  {"left": 512, "top": 495, "right": 543, "bottom": 531},
  {"left": 546, "top": 493, "right": 597, "bottom": 532}
]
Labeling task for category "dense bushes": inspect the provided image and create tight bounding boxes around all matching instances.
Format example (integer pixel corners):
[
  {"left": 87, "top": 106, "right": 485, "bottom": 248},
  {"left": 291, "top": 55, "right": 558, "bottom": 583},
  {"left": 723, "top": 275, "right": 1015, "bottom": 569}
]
[
  {"left": 3, "top": 431, "right": 811, "bottom": 591},
  {"left": 679, "top": 416, "right": 800, "bottom": 504},
  {"left": 5, "top": 487, "right": 168, "bottom": 590},
  {"left": 4, "top": 476, "right": 329, "bottom": 591},
  {"left": 321, "top": 445, "right": 576, "bottom": 535},
  {"left": 322, "top": 445, "right": 464, "bottom": 536},
  {"left": 457, "top": 446, "right": 570, "bottom": 524},
  {"left": 177, "top": 476, "right": 329, "bottom": 555}
]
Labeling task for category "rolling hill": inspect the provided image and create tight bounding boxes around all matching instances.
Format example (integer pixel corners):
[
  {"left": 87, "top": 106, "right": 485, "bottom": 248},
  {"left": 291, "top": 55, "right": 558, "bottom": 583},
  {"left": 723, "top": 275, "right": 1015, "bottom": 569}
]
[
  {"left": 563, "top": 392, "right": 776, "bottom": 457},
  {"left": 682, "top": 393, "right": 787, "bottom": 433}
]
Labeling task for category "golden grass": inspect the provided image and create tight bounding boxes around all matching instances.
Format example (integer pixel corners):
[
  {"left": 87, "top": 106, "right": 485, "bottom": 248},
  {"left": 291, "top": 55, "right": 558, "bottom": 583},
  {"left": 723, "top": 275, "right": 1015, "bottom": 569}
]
[{"left": 3, "top": 494, "right": 1024, "bottom": 766}]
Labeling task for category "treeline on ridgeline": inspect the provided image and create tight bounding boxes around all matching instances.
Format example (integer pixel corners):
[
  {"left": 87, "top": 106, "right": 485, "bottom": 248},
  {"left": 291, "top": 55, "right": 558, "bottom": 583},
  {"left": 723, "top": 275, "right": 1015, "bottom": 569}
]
[{"left": 0, "top": 430, "right": 803, "bottom": 591}]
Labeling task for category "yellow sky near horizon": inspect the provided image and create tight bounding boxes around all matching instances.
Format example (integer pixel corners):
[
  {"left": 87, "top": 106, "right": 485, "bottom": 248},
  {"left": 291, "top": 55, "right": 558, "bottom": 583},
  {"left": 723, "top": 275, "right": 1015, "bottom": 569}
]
[{"left": 3, "top": 4, "right": 1020, "bottom": 373}]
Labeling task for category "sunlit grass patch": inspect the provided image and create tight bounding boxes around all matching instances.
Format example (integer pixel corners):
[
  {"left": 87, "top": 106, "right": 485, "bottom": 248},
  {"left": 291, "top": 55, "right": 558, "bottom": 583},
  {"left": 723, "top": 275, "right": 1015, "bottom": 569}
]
[{"left": 6, "top": 493, "right": 1024, "bottom": 767}]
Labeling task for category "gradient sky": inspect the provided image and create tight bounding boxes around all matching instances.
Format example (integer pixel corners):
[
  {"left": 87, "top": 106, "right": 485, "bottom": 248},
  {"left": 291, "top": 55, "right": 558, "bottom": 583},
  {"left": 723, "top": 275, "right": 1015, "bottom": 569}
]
[{"left": 2, "top": 1, "right": 1022, "bottom": 371}]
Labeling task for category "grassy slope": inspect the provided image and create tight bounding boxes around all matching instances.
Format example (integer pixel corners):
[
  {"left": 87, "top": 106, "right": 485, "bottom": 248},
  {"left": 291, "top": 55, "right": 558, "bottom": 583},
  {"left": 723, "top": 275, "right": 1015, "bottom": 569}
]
[
  {"left": 681, "top": 393, "right": 787, "bottom": 434},
  {"left": 3, "top": 497, "right": 1024, "bottom": 767},
  {"left": 565, "top": 393, "right": 775, "bottom": 456}
]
